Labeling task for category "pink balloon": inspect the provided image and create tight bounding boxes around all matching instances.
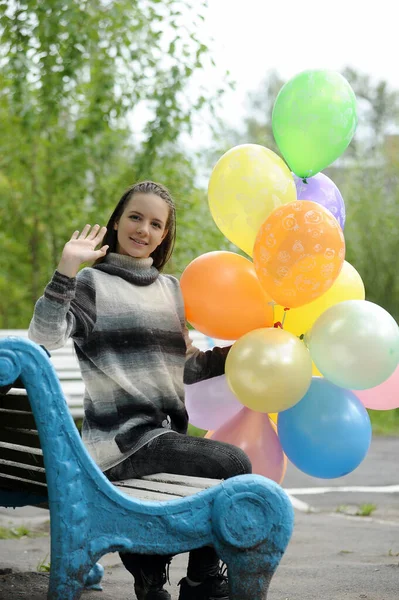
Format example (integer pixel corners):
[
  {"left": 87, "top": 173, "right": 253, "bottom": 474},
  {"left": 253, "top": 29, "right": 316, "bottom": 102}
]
[
  {"left": 185, "top": 375, "right": 242, "bottom": 430},
  {"left": 209, "top": 407, "right": 286, "bottom": 484},
  {"left": 354, "top": 364, "right": 399, "bottom": 410}
]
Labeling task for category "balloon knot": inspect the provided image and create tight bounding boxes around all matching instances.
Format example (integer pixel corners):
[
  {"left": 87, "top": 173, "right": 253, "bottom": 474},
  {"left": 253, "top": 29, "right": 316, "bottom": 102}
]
[
  {"left": 299, "top": 334, "right": 304, "bottom": 340},
  {"left": 274, "top": 321, "right": 283, "bottom": 329},
  {"left": 302, "top": 178, "right": 308, "bottom": 184},
  {"left": 283, "top": 307, "right": 290, "bottom": 312}
]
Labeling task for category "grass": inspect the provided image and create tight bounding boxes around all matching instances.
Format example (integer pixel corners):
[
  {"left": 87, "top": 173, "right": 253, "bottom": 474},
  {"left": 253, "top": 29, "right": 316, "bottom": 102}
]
[
  {"left": 0, "top": 525, "right": 31, "bottom": 539},
  {"left": 335, "top": 503, "right": 377, "bottom": 517},
  {"left": 187, "top": 424, "right": 207, "bottom": 437},
  {"left": 368, "top": 408, "right": 399, "bottom": 435},
  {"left": 37, "top": 554, "right": 51, "bottom": 573},
  {"left": 355, "top": 503, "right": 377, "bottom": 517}
]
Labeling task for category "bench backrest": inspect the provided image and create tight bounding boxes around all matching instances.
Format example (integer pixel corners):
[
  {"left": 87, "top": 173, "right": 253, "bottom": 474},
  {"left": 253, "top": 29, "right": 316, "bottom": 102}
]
[
  {"left": 0, "top": 379, "right": 48, "bottom": 499},
  {"left": 0, "top": 337, "right": 94, "bottom": 509}
]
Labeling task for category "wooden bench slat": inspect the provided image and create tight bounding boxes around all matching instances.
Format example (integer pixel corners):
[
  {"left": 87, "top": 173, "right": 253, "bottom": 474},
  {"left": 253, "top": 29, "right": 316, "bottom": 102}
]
[
  {"left": 57, "top": 371, "right": 82, "bottom": 380},
  {"left": 114, "top": 484, "right": 181, "bottom": 503},
  {"left": 116, "top": 478, "right": 206, "bottom": 497},
  {"left": 1, "top": 388, "right": 29, "bottom": 397},
  {"left": 0, "top": 409, "right": 37, "bottom": 430},
  {"left": 0, "top": 391, "right": 31, "bottom": 412},
  {"left": 143, "top": 473, "right": 222, "bottom": 488},
  {"left": 0, "top": 427, "right": 41, "bottom": 449},
  {"left": 0, "top": 473, "right": 48, "bottom": 497},
  {"left": 0, "top": 442, "right": 44, "bottom": 468},
  {"left": 0, "top": 460, "right": 47, "bottom": 484},
  {"left": 51, "top": 357, "right": 80, "bottom": 370}
]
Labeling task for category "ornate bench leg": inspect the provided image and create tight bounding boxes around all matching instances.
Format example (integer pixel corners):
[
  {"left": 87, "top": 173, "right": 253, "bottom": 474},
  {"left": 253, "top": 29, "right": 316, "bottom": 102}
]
[
  {"left": 48, "top": 568, "right": 84, "bottom": 600},
  {"left": 85, "top": 562, "right": 104, "bottom": 590},
  {"left": 47, "top": 552, "right": 92, "bottom": 600},
  {"left": 218, "top": 546, "right": 275, "bottom": 600},
  {"left": 212, "top": 476, "right": 294, "bottom": 600}
]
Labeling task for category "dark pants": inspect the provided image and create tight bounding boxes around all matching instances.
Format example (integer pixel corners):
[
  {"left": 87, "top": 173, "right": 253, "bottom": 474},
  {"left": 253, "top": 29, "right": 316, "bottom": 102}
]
[{"left": 105, "top": 432, "right": 252, "bottom": 581}]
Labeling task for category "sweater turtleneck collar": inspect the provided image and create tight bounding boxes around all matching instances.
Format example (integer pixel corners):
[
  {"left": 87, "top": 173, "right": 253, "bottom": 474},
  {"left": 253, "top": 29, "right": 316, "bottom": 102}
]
[{"left": 92, "top": 252, "right": 159, "bottom": 286}]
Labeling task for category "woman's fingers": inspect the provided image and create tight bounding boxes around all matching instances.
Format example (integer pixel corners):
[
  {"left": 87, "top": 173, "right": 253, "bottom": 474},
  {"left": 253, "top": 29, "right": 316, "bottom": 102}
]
[
  {"left": 86, "top": 224, "right": 101, "bottom": 241},
  {"left": 78, "top": 224, "right": 91, "bottom": 239},
  {"left": 93, "top": 226, "right": 107, "bottom": 246},
  {"left": 72, "top": 224, "right": 107, "bottom": 244}
]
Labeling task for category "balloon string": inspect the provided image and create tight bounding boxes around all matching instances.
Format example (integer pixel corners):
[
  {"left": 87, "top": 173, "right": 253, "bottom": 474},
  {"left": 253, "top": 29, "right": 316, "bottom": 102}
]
[
  {"left": 272, "top": 306, "right": 290, "bottom": 329},
  {"left": 268, "top": 300, "right": 276, "bottom": 326},
  {"left": 282, "top": 307, "right": 290, "bottom": 328}
]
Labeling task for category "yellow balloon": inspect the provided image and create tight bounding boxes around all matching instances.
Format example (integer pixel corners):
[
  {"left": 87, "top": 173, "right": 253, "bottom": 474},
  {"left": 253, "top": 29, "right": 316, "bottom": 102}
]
[
  {"left": 274, "top": 260, "right": 365, "bottom": 337},
  {"left": 225, "top": 328, "right": 312, "bottom": 413},
  {"left": 208, "top": 144, "right": 296, "bottom": 256}
]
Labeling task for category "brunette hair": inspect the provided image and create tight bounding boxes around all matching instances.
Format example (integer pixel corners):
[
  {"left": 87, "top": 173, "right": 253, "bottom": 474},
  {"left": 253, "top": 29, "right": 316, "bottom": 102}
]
[{"left": 95, "top": 181, "right": 176, "bottom": 270}]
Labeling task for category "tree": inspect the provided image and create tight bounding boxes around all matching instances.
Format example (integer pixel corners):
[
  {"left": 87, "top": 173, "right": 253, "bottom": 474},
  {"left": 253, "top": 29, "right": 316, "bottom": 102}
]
[{"left": 0, "top": 0, "right": 222, "bottom": 327}]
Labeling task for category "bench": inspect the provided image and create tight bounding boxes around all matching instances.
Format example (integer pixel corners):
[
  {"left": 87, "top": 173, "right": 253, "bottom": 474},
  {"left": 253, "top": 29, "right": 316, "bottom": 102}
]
[{"left": 0, "top": 336, "right": 294, "bottom": 600}]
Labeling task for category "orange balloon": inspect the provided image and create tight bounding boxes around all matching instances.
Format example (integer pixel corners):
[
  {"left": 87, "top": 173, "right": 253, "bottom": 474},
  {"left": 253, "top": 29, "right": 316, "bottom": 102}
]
[
  {"left": 253, "top": 200, "right": 345, "bottom": 308},
  {"left": 180, "top": 251, "right": 274, "bottom": 339}
]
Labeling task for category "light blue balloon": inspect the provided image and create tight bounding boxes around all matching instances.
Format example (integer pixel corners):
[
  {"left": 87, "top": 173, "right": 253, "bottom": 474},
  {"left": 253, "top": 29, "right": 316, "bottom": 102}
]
[
  {"left": 307, "top": 300, "right": 399, "bottom": 390},
  {"left": 278, "top": 377, "right": 372, "bottom": 479}
]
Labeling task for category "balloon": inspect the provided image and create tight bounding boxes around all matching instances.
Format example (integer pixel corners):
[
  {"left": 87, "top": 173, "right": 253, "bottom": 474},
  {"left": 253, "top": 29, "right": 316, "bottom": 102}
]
[
  {"left": 185, "top": 375, "right": 242, "bottom": 430},
  {"left": 225, "top": 327, "right": 312, "bottom": 413},
  {"left": 272, "top": 70, "right": 357, "bottom": 178},
  {"left": 273, "top": 260, "right": 365, "bottom": 337},
  {"left": 253, "top": 200, "right": 345, "bottom": 308},
  {"left": 354, "top": 364, "right": 399, "bottom": 410},
  {"left": 312, "top": 362, "right": 322, "bottom": 377},
  {"left": 268, "top": 412, "right": 278, "bottom": 424},
  {"left": 308, "top": 300, "right": 399, "bottom": 389},
  {"left": 278, "top": 378, "right": 372, "bottom": 479},
  {"left": 268, "top": 416, "right": 288, "bottom": 483},
  {"left": 208, "top": 144, "right": 296, "bottom": 256},
  {"left": 294, "top": 173, "right": 346, "bottom": 229},
  {"left": 210, "top": 407, "right": 286, "bottom": 484},
  {"left": 180, "top": 251, "right": 274, "bottom": 339}
]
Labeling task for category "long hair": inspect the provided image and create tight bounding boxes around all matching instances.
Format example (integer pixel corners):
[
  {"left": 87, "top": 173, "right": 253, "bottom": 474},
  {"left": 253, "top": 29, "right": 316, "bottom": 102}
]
[{"left": 94, "top": 181, "right": 176, "bottom": 271}]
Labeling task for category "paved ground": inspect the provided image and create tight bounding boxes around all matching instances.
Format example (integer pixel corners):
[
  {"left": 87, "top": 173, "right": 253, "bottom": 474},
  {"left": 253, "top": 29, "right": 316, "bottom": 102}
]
[{"left": 1, "top": 436, "right": 398, "bottom": 599}]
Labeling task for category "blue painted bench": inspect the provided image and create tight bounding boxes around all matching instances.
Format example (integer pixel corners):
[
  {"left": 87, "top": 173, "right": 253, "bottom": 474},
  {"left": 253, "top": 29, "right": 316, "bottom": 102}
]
[{"left": 0, "top": 336, "right": 294, "bottom": 600}]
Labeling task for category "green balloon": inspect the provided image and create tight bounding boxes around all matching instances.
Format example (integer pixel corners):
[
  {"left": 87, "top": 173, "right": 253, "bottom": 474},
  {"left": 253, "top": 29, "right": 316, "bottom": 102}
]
[{"left": 272, "top": 70, "right": 357, "bottom": 179}]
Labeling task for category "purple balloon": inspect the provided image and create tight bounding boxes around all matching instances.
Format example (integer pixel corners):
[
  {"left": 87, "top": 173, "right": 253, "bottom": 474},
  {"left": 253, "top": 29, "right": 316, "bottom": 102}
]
[
  {"left": 294, "top": 172, "right": 346, "bottom": 229},
  {"left": 185, "top": 375, "right": 242, "bottom": 430}
]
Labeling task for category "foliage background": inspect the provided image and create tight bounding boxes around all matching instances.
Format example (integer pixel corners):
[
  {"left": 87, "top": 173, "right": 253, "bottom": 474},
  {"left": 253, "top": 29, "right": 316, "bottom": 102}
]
[{"left": 1, "top": 2, "right": 398, "bottom": 432}]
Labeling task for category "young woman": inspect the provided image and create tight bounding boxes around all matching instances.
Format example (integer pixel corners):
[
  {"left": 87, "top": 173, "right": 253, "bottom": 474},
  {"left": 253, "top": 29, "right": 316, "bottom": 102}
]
[{"left": 28, "top": 181, "right": 252, "bottom": 600}]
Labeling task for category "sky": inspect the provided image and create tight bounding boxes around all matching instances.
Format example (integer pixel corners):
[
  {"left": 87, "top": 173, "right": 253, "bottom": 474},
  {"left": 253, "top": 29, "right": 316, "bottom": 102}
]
[{"left": 197, "top": 0, "right": 399, "bottom": 131}]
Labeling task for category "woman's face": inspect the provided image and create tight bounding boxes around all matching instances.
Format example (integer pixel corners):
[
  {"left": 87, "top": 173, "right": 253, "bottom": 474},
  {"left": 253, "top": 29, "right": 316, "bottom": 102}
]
[{"left": 114, "top": 193, "right": 169, "bottom": 259}]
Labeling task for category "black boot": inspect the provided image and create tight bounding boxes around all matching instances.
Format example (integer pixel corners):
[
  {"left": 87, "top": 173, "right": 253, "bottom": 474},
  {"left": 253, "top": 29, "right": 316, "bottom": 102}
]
[
  {"left": 178, "top": 547, "right": 229, "bottom": 600},
  {"left": 120, "top": 553, "right": 172, "bottom": 600},
  {"left": 178, "top": 563, "right": 229, "bottom": 600}
]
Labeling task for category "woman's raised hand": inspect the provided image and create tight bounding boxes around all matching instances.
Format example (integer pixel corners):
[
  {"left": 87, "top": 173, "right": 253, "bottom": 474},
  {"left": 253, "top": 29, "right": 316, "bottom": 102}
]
[{"left": 57, "top": 224, "right": 109, "bottom": 278}]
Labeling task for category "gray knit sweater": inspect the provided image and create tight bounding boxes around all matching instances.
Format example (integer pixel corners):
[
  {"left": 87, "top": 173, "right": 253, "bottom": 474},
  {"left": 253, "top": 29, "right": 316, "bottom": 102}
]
[{"left": 28, "top": 253, "right": 229, "bottom": 471}]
